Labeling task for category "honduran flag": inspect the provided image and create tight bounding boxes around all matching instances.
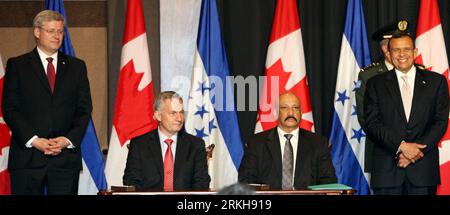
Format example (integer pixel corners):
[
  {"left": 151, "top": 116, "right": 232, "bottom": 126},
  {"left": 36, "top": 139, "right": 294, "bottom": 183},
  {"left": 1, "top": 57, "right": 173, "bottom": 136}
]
[
  {"left": 329, "top": 0, "right": 371, "bottom": 195},
  {"left": 46, "top": 0, "right": 107, "bottom": 194},
  {"left": 185, "top": 0, "right": 244, "bottom": 189}
]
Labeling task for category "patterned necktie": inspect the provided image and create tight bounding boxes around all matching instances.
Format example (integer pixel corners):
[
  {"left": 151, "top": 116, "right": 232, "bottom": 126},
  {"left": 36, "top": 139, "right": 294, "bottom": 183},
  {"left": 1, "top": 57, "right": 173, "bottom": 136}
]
[
  {"left": 401, "top": 75, "right": 412, "bottom": 121},
  {"left": 282, "top": 134, "right": 294, "bottom": 190},
  {"left": 163, "top": 138, "right": 174, "bottom": 191},
  {"left": 46, "top": 57, "right": 55, "bottom": 93}
]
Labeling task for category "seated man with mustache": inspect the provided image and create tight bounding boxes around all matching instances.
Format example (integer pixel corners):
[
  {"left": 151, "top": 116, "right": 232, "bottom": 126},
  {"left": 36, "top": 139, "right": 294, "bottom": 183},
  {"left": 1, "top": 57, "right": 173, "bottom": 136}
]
[{"left": 238, "top": 92, "right": 336, "bottom": 190}]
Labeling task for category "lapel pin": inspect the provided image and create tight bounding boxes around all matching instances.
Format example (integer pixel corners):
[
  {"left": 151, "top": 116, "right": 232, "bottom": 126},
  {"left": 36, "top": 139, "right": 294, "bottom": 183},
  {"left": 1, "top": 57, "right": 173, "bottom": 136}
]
[{"left": 422, "top": 81, "right": 426, "bottom": 84}]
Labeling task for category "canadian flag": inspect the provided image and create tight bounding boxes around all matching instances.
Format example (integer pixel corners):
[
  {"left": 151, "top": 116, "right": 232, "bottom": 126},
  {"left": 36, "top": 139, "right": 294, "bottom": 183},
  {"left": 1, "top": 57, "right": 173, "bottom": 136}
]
[
  {"left": 105, "top": 0, "right": 157, "bottom": 187},
  {"left": 255, "top": 0, "right": 314, "bottom": 133},
  {"left": 0, "top": 52, "right": 11, "bottom": 195},
  {"left": 415, "top": 0, "right": 450, "bottom": 195}
]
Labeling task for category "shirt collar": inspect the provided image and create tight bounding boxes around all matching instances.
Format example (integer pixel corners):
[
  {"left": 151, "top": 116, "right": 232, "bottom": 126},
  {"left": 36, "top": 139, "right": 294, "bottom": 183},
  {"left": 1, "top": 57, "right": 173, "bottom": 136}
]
[
  {"left": 37, "top": 46, "right": 58, "bottom": 63},
  {"left": 277, "top": 126, "right": 299, "bottom": 139},
  {"left": 157, "top": 128, "right": 178, "bottom": 143},
  {"left": 384, "top": 60, "right": 394, "bottom": 70},
  {"left": 395, "top": 66, "right": 416, "bottom": 80}
]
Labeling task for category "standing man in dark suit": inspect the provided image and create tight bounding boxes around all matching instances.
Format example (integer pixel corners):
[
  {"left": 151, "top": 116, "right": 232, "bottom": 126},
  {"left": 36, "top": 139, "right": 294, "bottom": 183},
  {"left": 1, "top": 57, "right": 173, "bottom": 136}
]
[
  {"left": 123, "top": 91, "right": 210, "bottom": 191},
  {"left": 2, "top": 10, "right": 93, "bottom": 195},
  {"left": 238, "top": 92, "right": 336, "bottom": 190},
  {"left": 356, "top": 20, "right": 408, "bottom": 173},
  {"left": 364, "top": 32, "right": 449, "bottom": 195}
]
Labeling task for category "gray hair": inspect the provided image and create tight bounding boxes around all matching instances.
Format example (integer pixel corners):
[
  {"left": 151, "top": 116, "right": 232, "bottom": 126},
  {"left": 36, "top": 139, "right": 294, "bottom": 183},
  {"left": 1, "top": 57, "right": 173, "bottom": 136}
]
[
  {"left": 33, "top": 10, "right": 65, "bottom": 28},
  {"left": 380, "top": 38, "right": 389, "bottom": 47},
  {"left": 154, "top": 91, "right": 183, "bottom": 111}
]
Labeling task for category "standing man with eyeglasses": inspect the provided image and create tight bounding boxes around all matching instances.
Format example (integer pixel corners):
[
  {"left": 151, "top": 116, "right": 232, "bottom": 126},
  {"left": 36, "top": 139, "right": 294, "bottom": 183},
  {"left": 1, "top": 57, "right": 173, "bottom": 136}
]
[
  {"left": 356, "top": 20, "right": 408, "bottom": 174},
  {"left": 364, "top": 31, "right": 449, "bottom": 195},
  {"left": 2, "top": 10, "right": 93, "bottom": 195}
]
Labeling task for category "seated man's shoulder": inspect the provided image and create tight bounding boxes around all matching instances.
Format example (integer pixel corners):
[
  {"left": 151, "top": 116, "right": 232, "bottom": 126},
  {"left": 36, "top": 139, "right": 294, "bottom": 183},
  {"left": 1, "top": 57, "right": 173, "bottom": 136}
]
[
  {"left": 128, "top": 130, "right": 155, "bottom": 148},
  {"left": 252, "top": 129, "right": 274, "bottom": 141},
  {"left": 180, "top": 130, "right": 205, "bottom": 145},
  {"left": 300, "top": 129, "right": 328, "bottom": 144}
]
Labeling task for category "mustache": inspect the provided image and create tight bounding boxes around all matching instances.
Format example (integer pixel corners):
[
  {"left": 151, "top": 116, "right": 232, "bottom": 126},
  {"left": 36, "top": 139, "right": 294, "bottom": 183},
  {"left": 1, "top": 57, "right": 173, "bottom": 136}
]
[{"left": 284, "top": 116, "right": 298, "bottom": 122}]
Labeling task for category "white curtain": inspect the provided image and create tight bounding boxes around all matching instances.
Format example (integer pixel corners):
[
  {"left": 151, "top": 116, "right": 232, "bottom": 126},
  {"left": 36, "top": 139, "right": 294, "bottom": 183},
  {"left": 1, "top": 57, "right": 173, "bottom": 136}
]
[{"left": 160, "top": 0, "right": 201, "bottom": 100}]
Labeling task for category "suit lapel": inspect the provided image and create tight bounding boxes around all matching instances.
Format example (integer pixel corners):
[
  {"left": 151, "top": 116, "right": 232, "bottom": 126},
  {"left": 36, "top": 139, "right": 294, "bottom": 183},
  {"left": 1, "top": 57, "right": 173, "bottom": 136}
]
[
  {"left": 384, "top": 70, "right": 408, "bottom": 123},
  {"left": 174, "top": 131, "right": 188, "bottom": 187},
  {"left": 265, "top": 128, "right": 282, "bottom": 185},
  {"left": 294, "top": 130, "right": 309, "bottom": 186},
  {"left": 148, "top": 130, "right": 164, "bottom": 177},
  {"left": 409, "top": 68, "right": 427, "bottom": 125},
  {"left": 29, "top": 48, "right": 52, "bottom": 94},
  {"left": 54, "top": 52, "right": 68, "bottom": 94}
]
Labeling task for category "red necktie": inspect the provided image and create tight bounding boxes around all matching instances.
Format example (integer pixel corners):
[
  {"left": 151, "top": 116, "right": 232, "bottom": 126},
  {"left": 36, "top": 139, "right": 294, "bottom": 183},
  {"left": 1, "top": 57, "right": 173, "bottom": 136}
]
[
  {"left": 46, "top": 57, "right": 55, "bottom": 93},
  {"left": 163, "top": 139, "right": 174, "bottom": 191}
]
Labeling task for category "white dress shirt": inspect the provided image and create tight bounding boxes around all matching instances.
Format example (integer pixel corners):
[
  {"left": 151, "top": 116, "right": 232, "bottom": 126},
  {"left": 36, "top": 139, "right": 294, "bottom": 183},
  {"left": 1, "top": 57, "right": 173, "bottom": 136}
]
[
  {"left": 395, "top": 66, "right": 416, "bottom": 152},
  {"left": 395, "top": 66, "right": 416, "bottom": 119},
  {"left": 158, "top": 128, "right": 178, "bottom": 162},
  {"left": 277, "top": 127, "right": 299, "bottom": 176}
]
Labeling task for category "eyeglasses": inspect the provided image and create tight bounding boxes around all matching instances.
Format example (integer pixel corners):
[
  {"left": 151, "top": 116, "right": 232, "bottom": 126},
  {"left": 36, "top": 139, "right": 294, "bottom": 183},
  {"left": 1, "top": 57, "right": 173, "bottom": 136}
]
[
  {"left": 389, "top": 47, "right": 414, "bottom": 54},
  {"left": 39, "top": 27, "right": 64, "bottom": 36}
]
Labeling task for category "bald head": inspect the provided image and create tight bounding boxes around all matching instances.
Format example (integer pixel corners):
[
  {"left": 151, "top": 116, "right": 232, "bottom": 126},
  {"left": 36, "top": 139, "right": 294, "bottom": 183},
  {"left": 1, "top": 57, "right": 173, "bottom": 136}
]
[{"left": 277, "top": 92, "right": 302, "bottom": 133}]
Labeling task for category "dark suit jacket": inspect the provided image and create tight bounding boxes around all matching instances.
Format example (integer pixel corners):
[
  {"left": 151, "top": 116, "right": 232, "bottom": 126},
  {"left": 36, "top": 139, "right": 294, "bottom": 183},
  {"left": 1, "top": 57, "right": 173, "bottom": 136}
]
[
  {"left": 2, "top": 48, "right": 92, "bottom": 171},
  {"left": 238, "top": 127, "right": 337, "bottom": 189},
  {"left": 364, "top": 66, "right": 449, "bottom": 188},
  {"left": 123, "top": 129, "right": 211, "bottom": 190}
]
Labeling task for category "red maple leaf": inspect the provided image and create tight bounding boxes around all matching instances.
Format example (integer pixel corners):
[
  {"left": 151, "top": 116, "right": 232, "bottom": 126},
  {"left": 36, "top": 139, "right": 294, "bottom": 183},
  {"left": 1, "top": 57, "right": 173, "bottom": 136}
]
[
  {"left": 415, "top": 54, "right": 434, "bottom": 71},
  {"left": 113, "top": 60, "right": 157, "bottom": 146},
  {"left": 258, "top": 59, "right": 313, "bottom": 131},
  {"left": 415, "top": 54, "right": 424, "bottom": 66}
]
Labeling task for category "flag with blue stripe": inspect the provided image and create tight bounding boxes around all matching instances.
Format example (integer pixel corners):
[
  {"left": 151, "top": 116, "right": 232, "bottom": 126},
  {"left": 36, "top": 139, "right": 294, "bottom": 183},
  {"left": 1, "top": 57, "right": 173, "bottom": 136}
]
[
  {"left": 329, "top": 0, "right": 371, "bottom": 195},
  {"left": 46, "top": 0, "right": 107, "bottom": 194},
  {"left": 185, "top": 0, "right": 244, "bottom": 189}
]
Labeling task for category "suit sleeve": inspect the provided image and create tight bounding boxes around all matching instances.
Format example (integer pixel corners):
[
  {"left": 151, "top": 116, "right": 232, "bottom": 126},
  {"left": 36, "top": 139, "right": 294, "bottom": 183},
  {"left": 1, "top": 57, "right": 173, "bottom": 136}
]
[
  {"left": 65, "top": 61, "right": 93, "bottom": 148},
  {"left": 417, "top": 75, "right": 449, "bottom": 153},
  {"left": 238, "top": 140, "right": 260, "bottom": 184},
  {"left": 123, "top": 139, "right": 143, "bottom": 188},
  {"left": 364, "top": 78, "right": 403, "bottom": 154},
  {"left": 317, "top": 137, "right": 337, "bottom": 185},
  {"left": 2, "top": 59, "right": 36, "bottom": 148},
  {"left": 191, "top": 138, "right": 211, "bottom": 189}
]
